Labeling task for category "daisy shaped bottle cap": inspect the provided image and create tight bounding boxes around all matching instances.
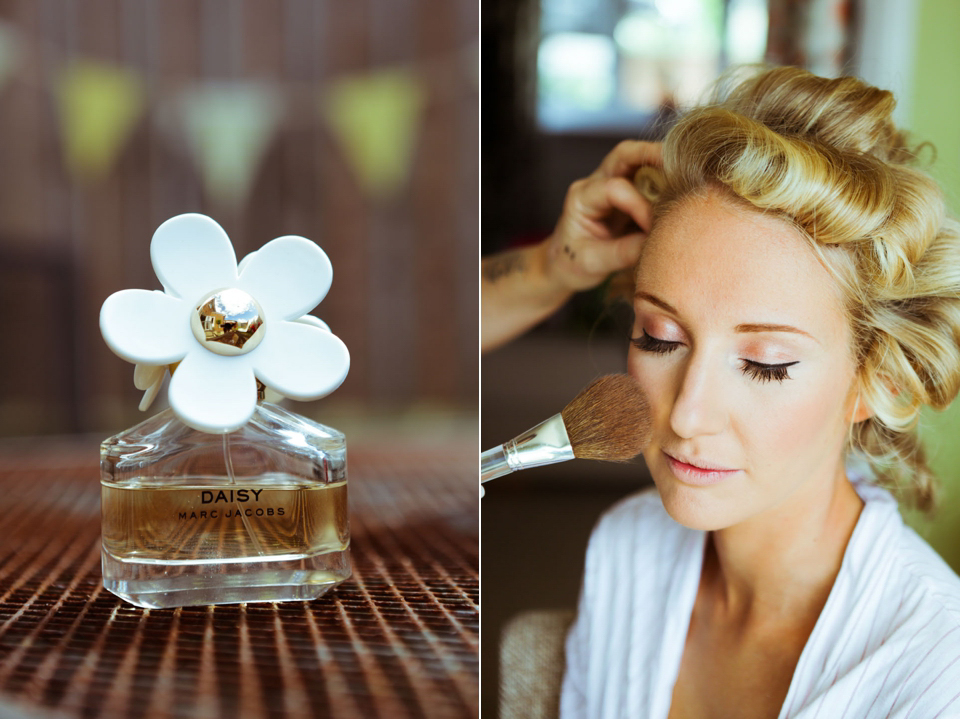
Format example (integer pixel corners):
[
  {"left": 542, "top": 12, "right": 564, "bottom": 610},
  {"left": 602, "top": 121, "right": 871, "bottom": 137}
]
[{"left": 100, "top": 213, "right": 350, "bottom": 433}]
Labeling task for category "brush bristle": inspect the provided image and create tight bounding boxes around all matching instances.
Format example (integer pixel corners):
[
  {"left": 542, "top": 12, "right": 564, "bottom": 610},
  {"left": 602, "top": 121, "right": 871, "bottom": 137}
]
[{"left": 560, "top": 374, "right": 651, "bottom": 462}]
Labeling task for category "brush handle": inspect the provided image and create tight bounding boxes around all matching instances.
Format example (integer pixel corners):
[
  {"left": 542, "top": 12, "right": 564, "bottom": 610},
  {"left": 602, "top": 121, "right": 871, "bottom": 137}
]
[
  {"left": 481, "top": 446, "right": 513, "bottom": 483},
  {"left": 480, "top": 413, "right": 575, "bottom": 486}
]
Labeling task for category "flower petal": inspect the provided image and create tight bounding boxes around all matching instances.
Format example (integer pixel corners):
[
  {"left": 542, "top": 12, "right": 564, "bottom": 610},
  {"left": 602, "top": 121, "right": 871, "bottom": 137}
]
[
  {"left": 262, "top": 387, "right": 285, "bottom": 403},
  {"left": 294, "top": 314, "right": 330, "bottom": 332},
  {"left": 133, "top": 363, "right": 164, "bottom": 390},
  {"left": 168, "top": 351, "right": 257, "bottom": 433},
  {"left": 138, "top": 372, "right": 165, "bottom": 412},
  {"left": 253, "top": 321, "right": 349, "bottom": 400},
  {"left": 237, "top": 236, "right": 332, "bottom": 321},
  {"left": 237, "top": 250, "right": 258, "bottom": 274},
  {"left": 151, "top": 214, "right": 238, "bottom": 303},
  {"left": 101, "top": 290, "right": 193, "bottom": 364}
]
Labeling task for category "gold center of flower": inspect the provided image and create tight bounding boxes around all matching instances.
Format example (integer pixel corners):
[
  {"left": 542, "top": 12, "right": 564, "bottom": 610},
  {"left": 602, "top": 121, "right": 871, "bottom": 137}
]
[{"left": 190, "top": 288, "right": 265, "bottom": 356}]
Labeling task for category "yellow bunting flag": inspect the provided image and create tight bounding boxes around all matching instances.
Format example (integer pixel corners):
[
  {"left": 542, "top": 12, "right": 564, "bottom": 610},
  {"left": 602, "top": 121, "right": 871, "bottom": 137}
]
[
  {"left": 0, "top": 22, "right": 21, "bottom": 96},
  {"left": 177, "top": 82, "right": 282, "bottom": 208},
  {"left": 56, "top": 61, "right": 144, "bottom": 182},
  {"left": 322, "top": 68, "right": 426, "bottom": 200}
]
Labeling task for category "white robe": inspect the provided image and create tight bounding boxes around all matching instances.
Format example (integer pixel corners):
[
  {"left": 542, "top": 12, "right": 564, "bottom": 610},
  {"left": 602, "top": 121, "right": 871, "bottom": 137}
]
[{"left": 560, "top": 480, "right": 960, "bottom": 718}]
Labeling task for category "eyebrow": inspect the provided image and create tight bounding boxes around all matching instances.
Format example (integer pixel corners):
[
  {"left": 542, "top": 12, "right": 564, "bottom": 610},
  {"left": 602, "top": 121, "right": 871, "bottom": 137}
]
[{"left": 634, "top": 291, "right": 819, "bottom": 343}]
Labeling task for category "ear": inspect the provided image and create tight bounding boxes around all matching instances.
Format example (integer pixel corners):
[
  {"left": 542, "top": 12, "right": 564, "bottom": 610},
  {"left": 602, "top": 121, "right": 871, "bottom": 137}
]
[
  {"left": 845, "top": 375, "right": 876, "bottom": 424},
  {"left": 847, "top": 393, "right": 874, "bottom": 423},
  {"left": 846, "top": 369, "right": 902, "bottom": 423}
]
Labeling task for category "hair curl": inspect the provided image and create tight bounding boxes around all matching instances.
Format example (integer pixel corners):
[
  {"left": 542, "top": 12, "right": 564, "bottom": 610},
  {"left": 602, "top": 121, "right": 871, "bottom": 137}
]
[{"left": 638, "top": 66, "right": 960, "bottom": 512}]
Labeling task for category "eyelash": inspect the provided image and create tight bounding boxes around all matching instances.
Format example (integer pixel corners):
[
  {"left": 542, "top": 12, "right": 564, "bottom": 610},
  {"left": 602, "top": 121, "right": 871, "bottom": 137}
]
[{"left": 630, "top": 331, "right": 799, "bottom": 384}]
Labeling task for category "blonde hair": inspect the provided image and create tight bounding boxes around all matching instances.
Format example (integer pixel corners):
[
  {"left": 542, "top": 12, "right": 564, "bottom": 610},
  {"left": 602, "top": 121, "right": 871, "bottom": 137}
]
[{"left": 642, "top": 66, "right": 960, "bottom": 512}]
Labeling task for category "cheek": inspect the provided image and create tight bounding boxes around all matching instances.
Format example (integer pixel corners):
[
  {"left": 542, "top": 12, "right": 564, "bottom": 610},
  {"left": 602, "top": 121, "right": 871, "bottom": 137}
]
[
  {"left": 627, "top": 348, "right": 675, "bottom": 419},
  {"left": 627, "top": 345, "right": 852, "bottom": 463},
  {"left": 738, "top": 371, "right": 853, "bottom": 473}
]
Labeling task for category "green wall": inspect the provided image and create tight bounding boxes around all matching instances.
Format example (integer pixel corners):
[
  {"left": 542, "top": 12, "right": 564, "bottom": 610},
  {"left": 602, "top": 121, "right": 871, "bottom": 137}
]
[
  {"left": 902, "top": 0, "right": 960, "bottom": 570},
  {"left": 909, "top": 0, "right": 960, "bottom": 208}
]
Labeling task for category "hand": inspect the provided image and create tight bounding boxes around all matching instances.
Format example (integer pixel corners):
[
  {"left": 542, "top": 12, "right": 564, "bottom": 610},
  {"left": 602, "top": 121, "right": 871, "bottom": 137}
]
[
  {"left": 542, "top": 140, "right": 661, "bottom": 293},
  {"left": 480, "top": 140, "right": 661, "bottom": 352}
]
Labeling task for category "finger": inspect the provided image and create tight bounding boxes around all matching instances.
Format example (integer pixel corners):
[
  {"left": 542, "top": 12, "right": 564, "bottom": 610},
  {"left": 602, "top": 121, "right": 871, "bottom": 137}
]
[
  {"left": 578, "top": 177, "right": 654, "bottom": 232},
  {"left": 607, "top": 177, "right": 654, "bottom": 232},
  {"left": 596, "top": 141, "right": 663, "bottom": 179},
  {"left": 582, "top": 232, "right": 647, "bottom": 275}
]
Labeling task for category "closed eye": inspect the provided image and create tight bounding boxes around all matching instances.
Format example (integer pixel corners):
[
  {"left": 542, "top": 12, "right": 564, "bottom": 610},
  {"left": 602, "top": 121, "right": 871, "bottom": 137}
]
[
  {"left": 632, "top": 331, "right": 799, "bottom": 383},
  {"left": 740, "top": 360, "right": 798, "bottom": 383},
  {"left": 631, "top": 330, "right": 680, "bottom": 355}
]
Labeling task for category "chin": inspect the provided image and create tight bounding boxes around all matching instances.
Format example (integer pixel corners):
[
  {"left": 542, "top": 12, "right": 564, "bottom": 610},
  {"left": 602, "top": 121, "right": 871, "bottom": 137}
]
[{"left": 652, "top": 474, "right": 745, "bottom": 532}]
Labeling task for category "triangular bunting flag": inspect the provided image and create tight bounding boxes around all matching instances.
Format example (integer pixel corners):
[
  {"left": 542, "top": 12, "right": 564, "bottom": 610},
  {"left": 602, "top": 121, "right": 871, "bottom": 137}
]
[
  {"left": 177, "top": 82, "right": 282, "bottom": 207},
  {"left": 322, "top": 68, "right": 426, "bottom": 200},
  {"left": 56, "top": 61, "right": 144, "bottom": 182}
]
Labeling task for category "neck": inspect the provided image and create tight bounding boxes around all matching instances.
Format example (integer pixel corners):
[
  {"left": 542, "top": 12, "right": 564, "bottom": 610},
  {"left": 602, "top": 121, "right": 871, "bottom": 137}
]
[{"left": 703, "top": 464, "right": 864, "bottom": 626}]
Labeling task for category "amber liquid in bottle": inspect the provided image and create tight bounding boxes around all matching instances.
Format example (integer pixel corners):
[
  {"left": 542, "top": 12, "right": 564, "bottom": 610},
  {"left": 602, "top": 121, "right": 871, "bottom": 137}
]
[
  {"left": 102, "top": 478, "right": 347, "bottom": 561},
  {"left": 100, "top": 404, "right": 351, "bottom": 609}
]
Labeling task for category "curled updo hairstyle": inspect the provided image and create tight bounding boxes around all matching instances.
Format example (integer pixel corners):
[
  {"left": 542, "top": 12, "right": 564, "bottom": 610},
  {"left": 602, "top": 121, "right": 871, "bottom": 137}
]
[{"left": 644, "top": 66, "right": 960, "bottom": 512}]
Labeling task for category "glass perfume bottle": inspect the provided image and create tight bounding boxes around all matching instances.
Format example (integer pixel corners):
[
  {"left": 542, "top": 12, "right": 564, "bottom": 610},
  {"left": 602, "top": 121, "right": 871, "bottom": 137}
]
[
  {"left": 99, "top": 213, "right": 352, "bottom": 609},
  {"left": 100, "top": 400, "right": 349, "bottom": 609}
]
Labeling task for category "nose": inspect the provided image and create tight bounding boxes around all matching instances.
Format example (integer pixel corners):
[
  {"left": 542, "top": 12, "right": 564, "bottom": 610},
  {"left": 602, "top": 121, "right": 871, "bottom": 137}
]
[{"left": 669, "top": 350, "right": 727, "bottom": 439}]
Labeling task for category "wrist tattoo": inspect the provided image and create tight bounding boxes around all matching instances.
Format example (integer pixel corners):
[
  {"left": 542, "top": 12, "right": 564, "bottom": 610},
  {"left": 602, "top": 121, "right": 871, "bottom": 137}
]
[{"left": 483, "top": 250, "right": 527, "bottom": 283}]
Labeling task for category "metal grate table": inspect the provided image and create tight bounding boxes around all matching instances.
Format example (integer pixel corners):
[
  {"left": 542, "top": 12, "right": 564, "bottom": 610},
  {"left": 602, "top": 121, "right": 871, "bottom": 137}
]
[{"left": 0, "top": 438, "right": 478, "bottom": 719}]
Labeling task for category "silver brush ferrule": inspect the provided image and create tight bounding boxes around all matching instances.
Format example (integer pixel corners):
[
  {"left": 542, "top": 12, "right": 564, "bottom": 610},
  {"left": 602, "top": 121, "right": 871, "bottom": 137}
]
[{"left": 480, "top": 413, "right": 575, "bottom": 484}]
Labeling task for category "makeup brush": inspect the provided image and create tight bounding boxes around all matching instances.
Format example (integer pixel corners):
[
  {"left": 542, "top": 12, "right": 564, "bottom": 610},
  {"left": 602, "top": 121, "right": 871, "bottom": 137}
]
[{"left": 481, "top": 374, "right": 652, "bottom": 489}]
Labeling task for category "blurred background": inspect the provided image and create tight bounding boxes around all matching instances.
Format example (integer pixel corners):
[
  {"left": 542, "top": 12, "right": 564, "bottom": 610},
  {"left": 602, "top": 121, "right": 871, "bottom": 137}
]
[
  {"left": 0, "top": 0, "right": 478, "bottom": 447},
  {"left": 482, "top": 0, "right": 960, "bottom": 716}
]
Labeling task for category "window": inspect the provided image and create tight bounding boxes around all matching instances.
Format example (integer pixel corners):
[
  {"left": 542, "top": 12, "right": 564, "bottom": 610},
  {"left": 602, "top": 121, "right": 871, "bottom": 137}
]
[{"left": 537, "top": 0, "right": 769, "bottom": 133}]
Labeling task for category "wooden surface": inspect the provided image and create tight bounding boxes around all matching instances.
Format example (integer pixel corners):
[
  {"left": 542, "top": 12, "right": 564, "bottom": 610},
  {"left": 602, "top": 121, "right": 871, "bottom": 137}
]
[{"left": 0, "top": 437, "right": 478, "bottom": 719}]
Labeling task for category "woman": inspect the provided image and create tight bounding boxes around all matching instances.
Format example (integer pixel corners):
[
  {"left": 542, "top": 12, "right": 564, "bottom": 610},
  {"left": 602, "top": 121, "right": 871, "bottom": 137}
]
[{"left": 561, "top": 67, "right": 960, "bottom": 717}]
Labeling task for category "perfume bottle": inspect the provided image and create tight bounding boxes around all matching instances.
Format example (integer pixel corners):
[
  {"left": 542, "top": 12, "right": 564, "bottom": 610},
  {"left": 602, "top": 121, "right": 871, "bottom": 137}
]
[{"left": 99, "top": 214, "right": 351, "bottom": 609}]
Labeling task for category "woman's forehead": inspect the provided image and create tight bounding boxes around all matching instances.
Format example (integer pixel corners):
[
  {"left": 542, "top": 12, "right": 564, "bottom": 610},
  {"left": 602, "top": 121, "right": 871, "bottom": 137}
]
[{"left": 635, "top": 190, "right": 849, "bottom": 337}]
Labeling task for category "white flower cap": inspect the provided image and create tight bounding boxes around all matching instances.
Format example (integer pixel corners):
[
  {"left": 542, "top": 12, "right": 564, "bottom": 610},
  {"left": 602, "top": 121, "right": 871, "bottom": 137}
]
[{"left": 100, "top": 213, "right": 350, "bottom": 433}]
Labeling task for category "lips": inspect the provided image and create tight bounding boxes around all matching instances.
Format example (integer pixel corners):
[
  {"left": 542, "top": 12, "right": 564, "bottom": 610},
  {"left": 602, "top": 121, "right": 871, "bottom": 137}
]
[
  {"left": 664, "top": 451, "right": 734, "bottom": 471},
  {"left": 662, "top": 450, "right": 739, "bottom": 486}
]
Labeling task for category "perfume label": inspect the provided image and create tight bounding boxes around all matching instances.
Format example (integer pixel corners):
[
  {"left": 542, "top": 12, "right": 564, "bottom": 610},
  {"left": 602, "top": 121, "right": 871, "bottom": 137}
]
[
  {"left": 101, "top": 481, "right": 349, "bottom": 562},
  {"left": 201, "top": 489, "right": 264, "bottom": 504},
  {"left": 177, "top": 488, "right": 286, "bottom": 520},
  {"left": 183, "top": 487, "right": 284, "bottom": 519},
  {"left": 178, "top": 507, "right": 284, "bottom": 520}
]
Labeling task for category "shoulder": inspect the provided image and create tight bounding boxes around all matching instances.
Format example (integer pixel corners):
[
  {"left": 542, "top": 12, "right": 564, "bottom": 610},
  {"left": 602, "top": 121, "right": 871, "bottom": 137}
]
[
  {"left": 581, "top": 486, "right": 702, "bottom": 596},
  {"left": 893, "top": 524, "right": 960, "bottom": 613},
  {"left": 850, "top": 480, "right": 960, "bottom": 617},
  {"left": 849, "top": 531, "right": 960, "bottom": 717},
  {"left": 880, "top": 523, "right": 960, "bottom": 673},
  {"left": 872, "top": 508, "right": 960, "bottom": 635},
  {"left": 809, "top": 502, "right": 960, "bottom": 717},
  {"left": 564, "top": 487, "right": 704, "bottom": 717},
  {"left": 855, "top": 494, "right": 960, "bottom": 645}
]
